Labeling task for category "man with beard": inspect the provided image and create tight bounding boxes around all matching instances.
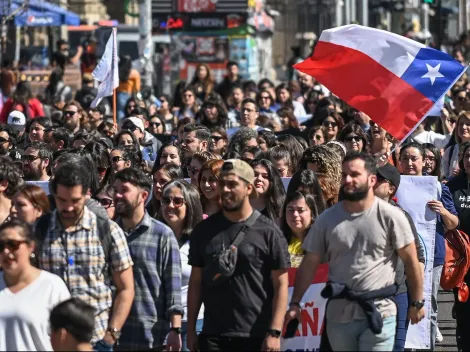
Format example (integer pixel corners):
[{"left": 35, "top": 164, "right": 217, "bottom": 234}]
[
  {"left": 37, "top": 163, "right": 135, "bottom": 350},
  {"left": 23, "top": 142, "right": 52, "bottom": 181},
  {"left": 226, "top": 98, "right": 263, "bottom": 137},
  {"left": 285, "top": 152, "right": 425, "bottom": 351},
  {"left": 180, "top": 123, "right": 210, "bottom": 159},
  {"left": 62, "top": 101, "right": 83, "bottom": 134},
  {"left": 113, "top": 167, "right": 183, "bottom": 350},
  {"left": 187, "top": 159, "right": 290, "bottom": 351}
]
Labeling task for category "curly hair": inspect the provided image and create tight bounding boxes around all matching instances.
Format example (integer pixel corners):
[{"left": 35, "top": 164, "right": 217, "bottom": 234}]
[
  {"left": 227, "top": 127, "right": 258, "bottom": 154},
  {"left": 300, "top": 145, "right": 341, "bottom": 207},
  {"left": 0, "top": 155, "right": 24, "bottom": 198}
]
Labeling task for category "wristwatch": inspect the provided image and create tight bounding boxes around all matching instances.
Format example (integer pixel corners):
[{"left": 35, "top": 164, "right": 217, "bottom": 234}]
[
  {"left": 266, "top": 329, "right": 282, "bottom": 338},
  {"left": 170, "top": 327, "right": 182, "bottom": 334},
  {"left": 410, "top": 300, "right": 425, "bottom": 309},
  {"left": 107, "top": 327, "right": 121, "bottom": 341}
]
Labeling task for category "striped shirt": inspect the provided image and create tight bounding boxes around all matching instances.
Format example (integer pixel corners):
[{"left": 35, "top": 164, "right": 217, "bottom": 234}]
[
  {"left": 38, "top": 206, "right": 133, "bottom": 343},
  {"left": 116, "top": 212, "right": 184, "bottom": 350}
]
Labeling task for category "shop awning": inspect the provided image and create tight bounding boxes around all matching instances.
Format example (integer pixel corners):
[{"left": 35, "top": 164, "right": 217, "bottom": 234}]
[{"left": 0, "top": 0, "right": 80, "bottom": 26}]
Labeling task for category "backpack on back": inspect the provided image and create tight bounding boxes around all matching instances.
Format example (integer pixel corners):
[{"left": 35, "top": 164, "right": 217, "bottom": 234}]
[
  {"left": 441, "top": 229, "right": 470, "bottom": 302},
  {"left": 34, "top": 212, "right": 112, "bottom": 277}
]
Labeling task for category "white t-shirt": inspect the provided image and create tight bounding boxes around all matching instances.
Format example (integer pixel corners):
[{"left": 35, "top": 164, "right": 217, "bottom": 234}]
[
  {"left": 0, "top": 270, "right": 71, "bottom": 351},
  {"left": 413, "top": 130, "right": 451, "bottom": 150},
  {"left": 180, "top": 241, "right": 204, "bottom": 322}
]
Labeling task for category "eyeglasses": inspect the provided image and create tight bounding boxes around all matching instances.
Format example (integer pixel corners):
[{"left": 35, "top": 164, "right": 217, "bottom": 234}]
[
  {"left": 112, "top": 156, "right": 125, "bottom": 163},
  {"left": 322, "top": 121, "right": 337, "bottom": 128},
  {"left": 96, "top": 198, "right": 114, "bottom": 209},
  {"left": 161, "top": 196, "right": 185, "bottom": 207},
  {"left": 188, "top": 166, "right": 200, "bottom": 175},
  {"left": 424, "top": 156, "right": 436, "bottom": 162},
  {"left": 0, "top": 239, "right": 29, "bottom": 252},
  {"left": 212, "top": 136, "right": 224, "bottom": 142},
  {"left": 344, "top": 136, "right": 362, "bottom": 143},
  {"left": 260, "top": 96, "right": 270, "bottom": 100},
  {"left": 64, "top": 110, "right": 77, "bottom": 116},
  {"left": 150, "top": 122, "right": 161, "bottom": 127},
  {"left": 23, "top": 155, "right": 41, "bottom": 163}
]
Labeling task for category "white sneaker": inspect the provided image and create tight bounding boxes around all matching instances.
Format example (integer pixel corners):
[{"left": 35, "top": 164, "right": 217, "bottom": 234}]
[{"left": 436, "top": 327, "right": 443, "bottom": 343}]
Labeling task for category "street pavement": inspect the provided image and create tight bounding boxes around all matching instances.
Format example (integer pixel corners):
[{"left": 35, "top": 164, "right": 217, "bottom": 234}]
[{"left": 436, "top": 290, "right": 457, "bottom": 352}]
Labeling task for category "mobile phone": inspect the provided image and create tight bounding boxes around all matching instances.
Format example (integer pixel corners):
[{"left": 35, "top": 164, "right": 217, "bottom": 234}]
[{"left": 283, "top": 318, "right": 299, "bottom": 339}]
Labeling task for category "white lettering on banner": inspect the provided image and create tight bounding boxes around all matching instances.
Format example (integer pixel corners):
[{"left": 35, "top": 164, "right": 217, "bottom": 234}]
[
  {"left": 396, "top": 176, "right": 437, "bottom": 350},
  {"left": 27, "top": 16, "right": 54, "bottom": 25},
  {"left": 191, "top": 18, "right": 225, "bottom": 28},
  {"left": 281, "top": 266, "right": 328, "bottom": 352}
]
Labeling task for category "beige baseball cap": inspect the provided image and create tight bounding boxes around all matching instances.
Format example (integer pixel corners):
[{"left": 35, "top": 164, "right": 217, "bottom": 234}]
[{"left": 220, "top": 159, "right": 259, "bottom": 199}]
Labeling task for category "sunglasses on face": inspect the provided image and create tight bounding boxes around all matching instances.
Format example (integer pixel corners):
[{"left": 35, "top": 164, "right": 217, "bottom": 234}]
[
  {"left": 0, "top": 239, "right": 28, "bottom": 252},
  {"left": 0, "top": 137, "right": 9, "bottom": 144},
  {"left": 161, "top": 196, "right": 185, "bottom": 207},
  {"left": 23, "top": 155, "right": 41, "bottom": 163},
  {"left": 112, "top": 156, "right": 125, "bottom": 163},
  {"left": 322, "top": 121, "right": 337, "bottom": 127},
  {"left": 97, "top": 198, "right": 114, "bottom": 209},
  {"left": 64, "top": 110, "right": 77, "bottom": 116},
  {"left": 344, "top": 136, "right": 362, "bottom": 143},
  {"left": 313, "top": 135, "right": 323, "bottom": 141},
  {"left": 159, "top": 98, "right": 167, "bottom": 103},
  {"left": 188, "top": 166, "right": 200, "bottom": 175},
  {"left": 260, "top": 96, "right": 270, "bottom": 100},
  {"left": 150, "top": 122, "right": 161, "bottom": 127},
  {"left": 123, "top": 124, "right": 138, "bottom": 132},
  {"left": 212, "top": 136, "right": 224, "bottom": 142}
]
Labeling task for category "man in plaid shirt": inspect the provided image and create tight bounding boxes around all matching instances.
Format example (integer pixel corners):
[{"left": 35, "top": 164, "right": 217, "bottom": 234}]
[
  {"left": 113, "top": 168, "right": 184, "bottom": 351},
  {"left": 38, "top": 162, "right": 135, "bottom": 351}
]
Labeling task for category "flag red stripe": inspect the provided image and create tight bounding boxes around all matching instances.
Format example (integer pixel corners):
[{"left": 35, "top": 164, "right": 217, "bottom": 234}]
[
  {"left": 288, "top": 264, "right": 328, "bottom": 287},
  {"left": 294, "top": 41, "right": 434, "bottom": 141}
]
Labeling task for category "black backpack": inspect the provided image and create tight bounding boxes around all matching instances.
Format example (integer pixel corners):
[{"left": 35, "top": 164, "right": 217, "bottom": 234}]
[{"left": 34, "top": 213, "right": 113, "bottom": 278}]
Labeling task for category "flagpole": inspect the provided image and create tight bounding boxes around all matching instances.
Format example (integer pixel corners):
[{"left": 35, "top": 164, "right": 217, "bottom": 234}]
[{"left": 113, "top": 88, "right": 117, "bottom": 126}]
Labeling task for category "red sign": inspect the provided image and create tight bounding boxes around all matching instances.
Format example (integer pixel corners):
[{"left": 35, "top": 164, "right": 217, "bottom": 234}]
[{"left": 178, "top": 0, "right": 216, "bottom": 12}]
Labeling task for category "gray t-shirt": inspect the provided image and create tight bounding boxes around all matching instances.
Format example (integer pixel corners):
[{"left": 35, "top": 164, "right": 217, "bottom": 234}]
[{"left": 302, "top": 197, "right": 414, "bottom": 323}]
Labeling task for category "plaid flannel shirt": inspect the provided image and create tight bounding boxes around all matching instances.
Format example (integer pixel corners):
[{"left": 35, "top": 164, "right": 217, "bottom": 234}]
[
  {"left": 38, "top": 206, "right": 133, "bottom": 343},
  {"left": 116, "top": 212, "right": 184, "bottom": 350}
]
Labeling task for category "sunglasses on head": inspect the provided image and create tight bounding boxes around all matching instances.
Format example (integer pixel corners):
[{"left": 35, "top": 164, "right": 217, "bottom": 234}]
[
  {"left": 0, "top": 239, "right": 28, "bottom": 252},
  {"left": 123, "top": 124, "right": 138, "bottom": 132},
  {"left": 344, "top": 136, "right": 362, "bottom": 143},
  {"left": 161, "top": 196, "right": 185, "bottom": 207},
  {"left": 322, "top": 121, "right": 337, "bottom": 127},
  {"left": 97, "top": 198, "right": 114, "bottom": 209}
]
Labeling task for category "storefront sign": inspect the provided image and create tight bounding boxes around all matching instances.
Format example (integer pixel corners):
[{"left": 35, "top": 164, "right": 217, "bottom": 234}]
[
  {"left": 153, "top": 14, "right": 245, "bottom": 31},
  {"left": 178, "top": 0, "right": 216, "bottom": 12},
  {"left": 189, "top": 16, "right": 226, "bottom": 29}
]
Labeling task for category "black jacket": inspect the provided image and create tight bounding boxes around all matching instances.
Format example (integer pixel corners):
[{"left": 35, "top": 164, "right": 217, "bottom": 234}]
[
  {"left": 216, "top": 76, "right": 243, "bottom": 103},
  {"left": 446, "top": 173, "right": 470, "bottom": 235}
]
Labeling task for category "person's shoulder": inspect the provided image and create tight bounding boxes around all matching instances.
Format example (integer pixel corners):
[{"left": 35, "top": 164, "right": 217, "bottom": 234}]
[
  {"left": 148, "top": 216, "right": 175, "bottom": 237},
  {"left": 446, "top": 173, "right": 466, "bottom": 190},
  {"left": 37, "top": 270, "right": 67, "bottom": 286},
  {"left": 376, "top": 197, "right": 409, "bottom": 220}
]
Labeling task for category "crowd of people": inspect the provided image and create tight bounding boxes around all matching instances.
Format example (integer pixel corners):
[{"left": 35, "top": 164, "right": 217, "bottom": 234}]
[{"left": 0, "top": 44, "right": 469, "bottom": 352}]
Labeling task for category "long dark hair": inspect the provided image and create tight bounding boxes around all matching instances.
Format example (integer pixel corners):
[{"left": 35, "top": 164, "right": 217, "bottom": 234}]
[
  {"left": 250, "top": 159, "right": 286, "bottom": 222},
  {"left": 159, "top": 180, "right": 203, "bottom": 244},
  {"left": 12, "top": 81, "right": 33, "bottom": 105},
  {"left": 119, "top": 55, "right": 132, "bottom": 83},
  {"left": 149, "top": 163, "right": 185, "bottom": 217},
  {"left": 423, "top": 143, "right": 442, "bottom": 180},
  {"left": 287, "top": 169, "right": 326, "bottom": 215},
  {"left": 280, "top": 190, "right": 318, "bottom": 245}
]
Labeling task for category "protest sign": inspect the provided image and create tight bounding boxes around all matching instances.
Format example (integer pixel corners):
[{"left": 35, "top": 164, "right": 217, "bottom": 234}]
[
  {"left": 281, "top": 265, "right": 328, "bottom": 352},
  {"left": 396, "top": 176, "right": 438, "bottom": 350},
  {"left": 26, "top": 181, "right": 50, "bottom": 195}
]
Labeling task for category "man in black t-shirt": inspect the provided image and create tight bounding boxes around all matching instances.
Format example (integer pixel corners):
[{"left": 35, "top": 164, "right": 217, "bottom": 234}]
[{"left": 187, "top": 159, "right": 290, "bottom": 351}]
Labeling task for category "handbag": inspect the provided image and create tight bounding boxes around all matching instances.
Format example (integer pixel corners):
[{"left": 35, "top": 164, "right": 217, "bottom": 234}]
[{"left": 203, "top": 210, "right": 260, "bottom": 287}]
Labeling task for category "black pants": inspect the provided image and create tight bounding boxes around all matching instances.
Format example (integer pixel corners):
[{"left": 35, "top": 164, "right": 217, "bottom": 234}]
[
  {"left": 454, "top": 289, "right": 470, "bottom": 351},
  {"left": 198, "top": 334, "right": 265, "bottom": 351}
]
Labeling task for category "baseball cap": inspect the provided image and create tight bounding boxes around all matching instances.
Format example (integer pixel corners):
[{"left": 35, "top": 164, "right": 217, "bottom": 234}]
[
  {"left": 7, "top": 111, "right": 26, "bottom": 132},
  {"left": 376, "top": 163, "right": 401, "bottom": 189},
  {"left": 122, "top": 117, "right": 145, "bottom": 133},
  {"left": 8, "top": 149, "right": 24, "bottom": 162},
  {"left": 220, "top": 159, "right": 258, "bottom": 198}
]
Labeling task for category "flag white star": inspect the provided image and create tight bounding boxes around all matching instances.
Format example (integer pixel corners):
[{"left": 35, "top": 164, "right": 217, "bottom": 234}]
[{"left": 421, "top": 63, "right": 444, "bottom": 85}]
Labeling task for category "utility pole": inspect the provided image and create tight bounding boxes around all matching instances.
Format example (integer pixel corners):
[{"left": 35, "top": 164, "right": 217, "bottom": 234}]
[
  {"left": 138, "top": 0, "right": 154, "bottom": 88},
  {"left": 361, "top": 0, "right": 368, "bottom": 26}
]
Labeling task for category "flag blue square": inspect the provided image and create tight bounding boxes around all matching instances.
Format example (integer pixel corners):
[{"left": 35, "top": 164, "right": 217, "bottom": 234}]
[{"left": 400, "top": 48, "right": 466, "bottom": 103}]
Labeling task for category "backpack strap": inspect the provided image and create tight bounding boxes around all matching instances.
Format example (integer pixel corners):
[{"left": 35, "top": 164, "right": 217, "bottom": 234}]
[
  {"left": 33, "top": 213, "right": 52, "bottom": 267},
  {"left": 95, "top": 215, "right": 112, "bottom": 277},
  {"left": 231, "top": 210, "right": 261, "bottom": 248}
]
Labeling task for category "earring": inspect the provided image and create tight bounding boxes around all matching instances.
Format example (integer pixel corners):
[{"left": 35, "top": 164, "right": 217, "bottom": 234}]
[{"left": 30, "top": 253, "right": 35, "bottom": 259}]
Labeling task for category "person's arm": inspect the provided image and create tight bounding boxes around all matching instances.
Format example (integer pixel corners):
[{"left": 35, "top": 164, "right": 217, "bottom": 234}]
[
  {"left": 187, "top": 267, "right": 203, "bottom": 351},
  {"left": 69, "top": 46, "right": 84, "bottom": 65},
  {"left": 134, "top": 70, "right": 141, "bottom": 93},
  {"left": 396, "top": 242, "right": 425, "bottom": 324},
  {"left": 428, "top": 184, "right": 459, "bottom": 230},
  {"left": 104, "top": 267, "right": 135, "bottom": 344}
]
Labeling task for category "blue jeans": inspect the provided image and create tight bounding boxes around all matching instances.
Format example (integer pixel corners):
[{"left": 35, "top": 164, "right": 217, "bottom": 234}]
[
  {"left": 327, "top": 316, "right": 397, "bottom": 351},
  {"left": 393, "top": 292, "right": 410, "bottom": 351},
  {"left": 431, "top": 265, "right": 442, "bottom": 350},
  {"left": 181, "top": 319, "right": 203, "bottom": 351},
  {"left": 117, "top": 92, "right": 130, "bottom": 121},
  {"left": 93, "top": 339, "right": 113, "bottom": 352}
]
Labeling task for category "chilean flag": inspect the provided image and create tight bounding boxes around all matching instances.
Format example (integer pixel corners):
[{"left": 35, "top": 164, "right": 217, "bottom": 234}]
[{"left": 295, "top": 25, "right": 467, "bottom": 141}]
